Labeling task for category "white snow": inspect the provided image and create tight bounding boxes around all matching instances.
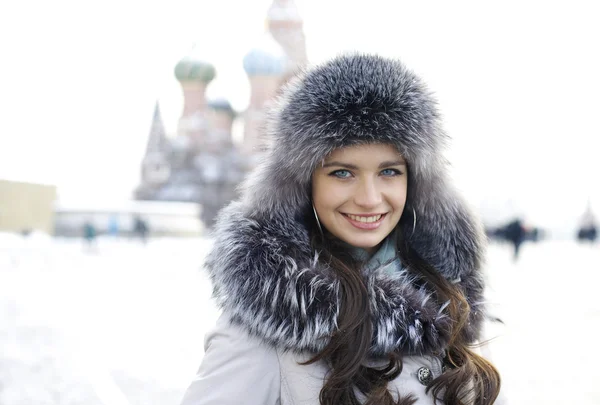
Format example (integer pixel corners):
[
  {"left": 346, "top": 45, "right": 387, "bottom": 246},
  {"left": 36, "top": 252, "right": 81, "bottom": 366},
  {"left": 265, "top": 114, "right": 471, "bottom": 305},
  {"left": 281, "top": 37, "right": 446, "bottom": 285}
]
[{"left": 1, "top": 234, "right": 599, "bottom": 404}]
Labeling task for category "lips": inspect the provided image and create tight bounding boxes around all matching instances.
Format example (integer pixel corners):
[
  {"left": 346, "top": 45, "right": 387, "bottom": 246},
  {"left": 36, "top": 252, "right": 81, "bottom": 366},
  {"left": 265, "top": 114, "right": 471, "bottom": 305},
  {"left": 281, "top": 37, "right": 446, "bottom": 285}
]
[{"left": 342, "top": 213, "right": 387, "bottom": 230}]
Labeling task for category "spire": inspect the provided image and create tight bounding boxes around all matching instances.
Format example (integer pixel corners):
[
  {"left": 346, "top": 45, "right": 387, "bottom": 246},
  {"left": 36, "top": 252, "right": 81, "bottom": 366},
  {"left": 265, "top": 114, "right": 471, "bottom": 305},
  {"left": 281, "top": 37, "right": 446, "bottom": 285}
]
[{"left": 144, "top": 102, "right": 168, "bottom": 154}]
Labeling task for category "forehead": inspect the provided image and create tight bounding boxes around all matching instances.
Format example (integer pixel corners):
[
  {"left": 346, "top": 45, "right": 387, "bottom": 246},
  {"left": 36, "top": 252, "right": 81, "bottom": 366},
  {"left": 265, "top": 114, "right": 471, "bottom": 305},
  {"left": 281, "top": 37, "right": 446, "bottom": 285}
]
[{"left": 324, "top": 143, "right": 405, "bottom": 162}]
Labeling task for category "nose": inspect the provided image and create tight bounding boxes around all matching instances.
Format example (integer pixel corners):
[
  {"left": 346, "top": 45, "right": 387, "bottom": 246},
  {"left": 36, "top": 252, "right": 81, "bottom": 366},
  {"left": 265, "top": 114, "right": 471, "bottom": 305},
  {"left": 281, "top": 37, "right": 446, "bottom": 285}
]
[{"left": 353, "top": 178, "right": 382, "bottom": 208}]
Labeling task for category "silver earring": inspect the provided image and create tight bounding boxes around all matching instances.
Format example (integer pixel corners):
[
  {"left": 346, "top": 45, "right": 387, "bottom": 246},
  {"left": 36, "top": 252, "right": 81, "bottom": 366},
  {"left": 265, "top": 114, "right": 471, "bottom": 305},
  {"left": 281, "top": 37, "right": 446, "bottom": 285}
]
[
  {"left": 410, "top": 207, "right": 417, "bottom": 238},
  {"left": 312, "top": 204, "right": 323, "bottom": 235}
]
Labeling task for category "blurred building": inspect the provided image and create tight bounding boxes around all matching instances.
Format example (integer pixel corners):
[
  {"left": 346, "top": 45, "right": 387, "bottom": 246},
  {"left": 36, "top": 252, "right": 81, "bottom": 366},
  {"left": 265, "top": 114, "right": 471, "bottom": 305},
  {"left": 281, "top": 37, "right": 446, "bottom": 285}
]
[
  {"left": 135, "top": 0, "right": 308, "bottom": 229},
  {"left": 0, "top": 179, "right": 57, "bottom": 234}
]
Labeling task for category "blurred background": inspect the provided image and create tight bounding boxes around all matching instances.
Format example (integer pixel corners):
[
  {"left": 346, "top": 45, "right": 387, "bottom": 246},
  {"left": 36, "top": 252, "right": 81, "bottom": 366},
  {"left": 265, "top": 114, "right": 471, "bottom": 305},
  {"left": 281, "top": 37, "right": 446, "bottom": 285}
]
[{"left": 0, "top": 0, "right": 598, "bottom": 404}]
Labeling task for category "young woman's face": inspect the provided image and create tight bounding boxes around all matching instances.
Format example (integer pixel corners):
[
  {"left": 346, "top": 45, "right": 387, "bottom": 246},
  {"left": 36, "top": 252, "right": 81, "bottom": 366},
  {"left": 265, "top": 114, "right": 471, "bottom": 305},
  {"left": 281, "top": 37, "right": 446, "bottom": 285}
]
[{"left": 311, "top": 143, "right": 408, "bottom": 253}]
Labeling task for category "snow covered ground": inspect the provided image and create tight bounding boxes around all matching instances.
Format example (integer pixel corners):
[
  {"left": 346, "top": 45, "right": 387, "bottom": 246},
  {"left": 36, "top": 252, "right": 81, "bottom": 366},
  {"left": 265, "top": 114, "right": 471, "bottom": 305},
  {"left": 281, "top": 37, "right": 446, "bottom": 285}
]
[{"left": 1, "top": 233, "right": 599, "bottom": 404}]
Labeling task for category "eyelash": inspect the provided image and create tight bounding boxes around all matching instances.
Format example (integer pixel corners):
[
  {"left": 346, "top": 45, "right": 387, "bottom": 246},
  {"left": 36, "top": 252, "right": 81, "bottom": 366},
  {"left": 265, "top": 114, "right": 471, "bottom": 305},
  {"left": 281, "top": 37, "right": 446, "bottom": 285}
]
[
  {"left": 381, "top": 168, "right": 403, "bottom": 176},
  {"left": 328, "top": 169, "right": 404, "bottom": 178}
]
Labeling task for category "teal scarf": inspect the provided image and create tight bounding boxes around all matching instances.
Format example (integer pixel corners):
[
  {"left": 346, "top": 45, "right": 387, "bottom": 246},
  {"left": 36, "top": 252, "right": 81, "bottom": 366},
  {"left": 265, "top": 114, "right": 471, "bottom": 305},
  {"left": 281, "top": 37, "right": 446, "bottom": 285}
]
[{"left": 348, "top": 235, "right": 402, "bottom": 276}]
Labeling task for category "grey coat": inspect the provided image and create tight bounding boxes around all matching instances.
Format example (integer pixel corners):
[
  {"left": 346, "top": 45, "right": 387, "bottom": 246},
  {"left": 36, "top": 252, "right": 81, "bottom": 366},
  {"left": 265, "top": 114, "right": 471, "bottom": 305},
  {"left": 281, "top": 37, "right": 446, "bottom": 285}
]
[{"left": 180, "top": 315, "right": 456, "bottom": 405}]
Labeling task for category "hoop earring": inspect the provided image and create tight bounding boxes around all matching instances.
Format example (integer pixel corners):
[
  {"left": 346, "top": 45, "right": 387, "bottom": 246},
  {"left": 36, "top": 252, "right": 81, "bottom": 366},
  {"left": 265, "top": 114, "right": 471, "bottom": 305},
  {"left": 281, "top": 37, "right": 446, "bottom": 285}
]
[
  {"left": 312, "top": 204, "right": 323, "bottom": 235},
  {"left": 410, "top": 207, "right": 417, "bottom": 238}
]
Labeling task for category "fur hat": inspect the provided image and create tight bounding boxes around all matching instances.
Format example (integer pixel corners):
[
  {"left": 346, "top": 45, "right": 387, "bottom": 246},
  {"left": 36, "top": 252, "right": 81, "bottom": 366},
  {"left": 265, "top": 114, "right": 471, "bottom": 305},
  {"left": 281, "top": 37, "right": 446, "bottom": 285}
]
[{"left": 206, "top": 54, "right": 487, "bottom": 355}]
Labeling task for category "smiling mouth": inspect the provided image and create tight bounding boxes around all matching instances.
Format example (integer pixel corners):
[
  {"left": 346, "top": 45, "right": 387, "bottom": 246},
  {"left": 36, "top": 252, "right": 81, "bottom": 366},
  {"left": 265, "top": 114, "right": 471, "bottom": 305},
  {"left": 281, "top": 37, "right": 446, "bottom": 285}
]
[
  {"left": 344, "top": 213, "right": 385, "bottom": 223},
  {"left": 341, "top": 213, "right": 388, "bottom": 230}
]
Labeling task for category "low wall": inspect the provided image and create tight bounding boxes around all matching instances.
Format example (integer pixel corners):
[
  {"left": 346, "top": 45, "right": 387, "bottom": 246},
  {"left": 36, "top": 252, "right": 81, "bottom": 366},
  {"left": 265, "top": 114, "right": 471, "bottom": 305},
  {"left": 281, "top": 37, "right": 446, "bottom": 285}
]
[{"left": 54, "top": 200, "right": 204, "bottom": 237}]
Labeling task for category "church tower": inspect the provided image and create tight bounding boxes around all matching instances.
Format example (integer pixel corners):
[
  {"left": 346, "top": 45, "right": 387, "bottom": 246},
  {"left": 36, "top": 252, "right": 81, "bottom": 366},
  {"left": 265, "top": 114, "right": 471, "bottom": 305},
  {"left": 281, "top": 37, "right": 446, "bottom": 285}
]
[
  {"left": 174, "top": 47, "right": 216, "bottom": 152},
  {"left": 267, "top": 0, "right": 308, "bottom": 76},
  {"left": 242, "top": 33, "right": 288, "bottom": 162}
]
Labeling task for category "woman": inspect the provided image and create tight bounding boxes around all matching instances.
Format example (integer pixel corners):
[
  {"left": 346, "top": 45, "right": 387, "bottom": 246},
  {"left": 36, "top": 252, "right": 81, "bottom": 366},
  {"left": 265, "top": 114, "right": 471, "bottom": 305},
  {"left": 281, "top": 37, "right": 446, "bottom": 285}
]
[{"left": 181, "top": 54, "right": 501, "bottom": 405}]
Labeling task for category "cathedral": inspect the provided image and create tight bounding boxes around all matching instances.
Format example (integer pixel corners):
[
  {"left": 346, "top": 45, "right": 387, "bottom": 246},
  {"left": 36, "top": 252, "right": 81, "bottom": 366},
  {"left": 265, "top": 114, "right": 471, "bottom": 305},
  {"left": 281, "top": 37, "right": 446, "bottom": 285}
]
[{"left": 135, "top": 0, "right": 307, "bottom": 228}]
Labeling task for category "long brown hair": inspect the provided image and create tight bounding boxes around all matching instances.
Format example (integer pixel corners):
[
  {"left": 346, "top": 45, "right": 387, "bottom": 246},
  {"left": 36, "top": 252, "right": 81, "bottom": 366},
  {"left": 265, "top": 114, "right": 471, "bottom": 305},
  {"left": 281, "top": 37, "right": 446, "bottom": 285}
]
[{"left": 303, "top": 218, "right": 501, "bottom": 405}]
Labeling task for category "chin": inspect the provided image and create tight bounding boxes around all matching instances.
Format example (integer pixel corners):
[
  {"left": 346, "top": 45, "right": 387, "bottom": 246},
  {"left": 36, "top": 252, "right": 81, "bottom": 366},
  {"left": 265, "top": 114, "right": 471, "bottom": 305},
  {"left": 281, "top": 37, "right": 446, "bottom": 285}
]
[{"left": 345, "top": 235, "right": 386, "bottom": 250}]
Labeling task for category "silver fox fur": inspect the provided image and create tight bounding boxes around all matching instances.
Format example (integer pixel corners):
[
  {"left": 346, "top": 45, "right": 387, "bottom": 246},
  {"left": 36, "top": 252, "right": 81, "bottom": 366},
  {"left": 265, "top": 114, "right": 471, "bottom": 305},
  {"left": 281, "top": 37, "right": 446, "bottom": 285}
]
[{"left": 205, "top": 54, "right": 487, "bottom": 356}]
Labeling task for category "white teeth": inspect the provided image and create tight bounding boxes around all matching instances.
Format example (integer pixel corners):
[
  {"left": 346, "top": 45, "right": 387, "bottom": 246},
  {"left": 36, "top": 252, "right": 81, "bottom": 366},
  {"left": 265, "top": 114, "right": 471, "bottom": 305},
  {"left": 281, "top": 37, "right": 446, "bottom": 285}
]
[{"left": 347, "top": 214, "right": 383, "bottom": 223}]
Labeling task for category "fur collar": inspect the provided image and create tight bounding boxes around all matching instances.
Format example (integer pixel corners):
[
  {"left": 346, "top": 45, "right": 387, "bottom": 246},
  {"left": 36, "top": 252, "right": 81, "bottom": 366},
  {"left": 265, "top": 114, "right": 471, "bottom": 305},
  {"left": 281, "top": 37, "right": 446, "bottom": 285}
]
[{"left": 206, "top": 202, "right": 485, "bottom": 356}]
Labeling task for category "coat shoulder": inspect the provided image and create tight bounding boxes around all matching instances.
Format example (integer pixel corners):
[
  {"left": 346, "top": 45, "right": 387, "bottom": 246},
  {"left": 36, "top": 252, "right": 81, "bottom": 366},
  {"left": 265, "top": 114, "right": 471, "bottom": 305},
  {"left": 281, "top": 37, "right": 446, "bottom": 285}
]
[{"left": 180, "top": 315, "right": 281, "bottom": 405}]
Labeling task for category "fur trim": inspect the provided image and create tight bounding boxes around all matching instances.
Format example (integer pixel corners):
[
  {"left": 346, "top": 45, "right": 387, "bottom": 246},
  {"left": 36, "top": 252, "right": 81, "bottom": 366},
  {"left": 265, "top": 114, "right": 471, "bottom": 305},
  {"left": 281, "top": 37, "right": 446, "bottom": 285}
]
[{"left": 205, "top": 54, "right": 487, "bottom": 355}]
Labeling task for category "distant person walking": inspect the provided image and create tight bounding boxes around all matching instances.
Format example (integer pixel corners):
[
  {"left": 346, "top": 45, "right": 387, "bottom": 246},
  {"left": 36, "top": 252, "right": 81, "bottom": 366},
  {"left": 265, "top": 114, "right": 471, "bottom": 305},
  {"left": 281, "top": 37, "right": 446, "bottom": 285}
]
[
  {"left": 133, "top": 215, "right": 149, "bottom": 244},
  {"left": 108, "top": 214, "right": 119, "bottom": 237},
  {"left": 504, "top": 218, "right": 526, "bottom": 261},
  {"left": 83, "top": 220, "right": 97, "bottom": 251},
  {"left": 577, "top": 225, "right": 597, "bottom": 243},
  {"left": 577, "top": 203, "right": 597, "bottom": 243}
]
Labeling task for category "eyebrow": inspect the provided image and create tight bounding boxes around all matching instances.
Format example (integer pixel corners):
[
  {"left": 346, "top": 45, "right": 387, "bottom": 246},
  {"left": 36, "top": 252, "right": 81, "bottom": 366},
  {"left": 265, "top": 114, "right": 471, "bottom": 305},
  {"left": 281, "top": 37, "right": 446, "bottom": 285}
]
[{"left": 322, "top": 160, "right": 407, "bottom": 170}]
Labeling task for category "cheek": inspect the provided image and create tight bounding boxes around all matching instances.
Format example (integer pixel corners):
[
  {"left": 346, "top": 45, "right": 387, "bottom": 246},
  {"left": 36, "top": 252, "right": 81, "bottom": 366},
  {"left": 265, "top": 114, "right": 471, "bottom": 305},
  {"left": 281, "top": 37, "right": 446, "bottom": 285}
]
[
  {"left": 311, "top": 175, "right": 334, "bottom": 212},
  {"left": 395, "top": 191, "right": 408, "bottom": 209},
  {"left": 313, "top": 180, "right": 349, "bottom": 220},
  {"left": 314, "top": 189, "right": 336, "bottom": 211},
  {"left": 311, "top": 176, "right": 322, "bottom": 203},
  {"left": 388, "top": 182, "right": 408, "bottom": 209}
]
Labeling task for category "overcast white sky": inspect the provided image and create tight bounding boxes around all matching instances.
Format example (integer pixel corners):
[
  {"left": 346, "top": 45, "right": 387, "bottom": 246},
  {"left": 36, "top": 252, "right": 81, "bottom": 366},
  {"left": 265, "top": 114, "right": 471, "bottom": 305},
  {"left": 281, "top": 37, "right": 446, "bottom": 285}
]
[{"left": 0, "top": 0, "right": 598, "bottom": 232}]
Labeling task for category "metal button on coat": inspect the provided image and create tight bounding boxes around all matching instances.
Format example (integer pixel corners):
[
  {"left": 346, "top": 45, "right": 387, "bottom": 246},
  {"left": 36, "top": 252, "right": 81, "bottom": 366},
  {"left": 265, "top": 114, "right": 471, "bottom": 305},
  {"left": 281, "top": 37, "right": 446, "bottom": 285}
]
[{"left": 417, "top": 366, "right": 433, "bottom": 386}]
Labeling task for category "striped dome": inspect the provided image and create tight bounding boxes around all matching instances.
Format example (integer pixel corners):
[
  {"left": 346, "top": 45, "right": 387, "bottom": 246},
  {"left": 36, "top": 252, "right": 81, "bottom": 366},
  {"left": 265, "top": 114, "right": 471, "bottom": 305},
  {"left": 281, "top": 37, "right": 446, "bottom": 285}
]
[
  {"left": 174, "top": 54, "right": 216, "bottom": 83},
  {"left": 243, "top": 34, "right": 287, "bottom": 76}
]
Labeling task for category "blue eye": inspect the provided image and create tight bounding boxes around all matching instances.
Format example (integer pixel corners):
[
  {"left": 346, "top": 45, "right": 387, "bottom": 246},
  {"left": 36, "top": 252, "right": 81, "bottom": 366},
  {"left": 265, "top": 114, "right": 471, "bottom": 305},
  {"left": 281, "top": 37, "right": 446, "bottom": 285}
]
[
  {"left": 329, "top": 170, "right": 352, "bottom": 178},
  {"left": 381, "top": 168, "right": 402, "bottom": 176}
]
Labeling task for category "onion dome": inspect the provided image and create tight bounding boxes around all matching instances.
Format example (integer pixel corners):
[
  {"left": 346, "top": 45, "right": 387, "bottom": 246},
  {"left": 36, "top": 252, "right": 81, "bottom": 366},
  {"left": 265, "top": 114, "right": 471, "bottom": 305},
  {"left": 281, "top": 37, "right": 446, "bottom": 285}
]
[
  {"left": 174, "top": 47, "right": 216, "bottom": 83},
  {"left": 243, "top": 33, "right": 287, "bottom": 76},
  {"left": 208, "top": 97, "right": 236, "bottom": 118}
]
